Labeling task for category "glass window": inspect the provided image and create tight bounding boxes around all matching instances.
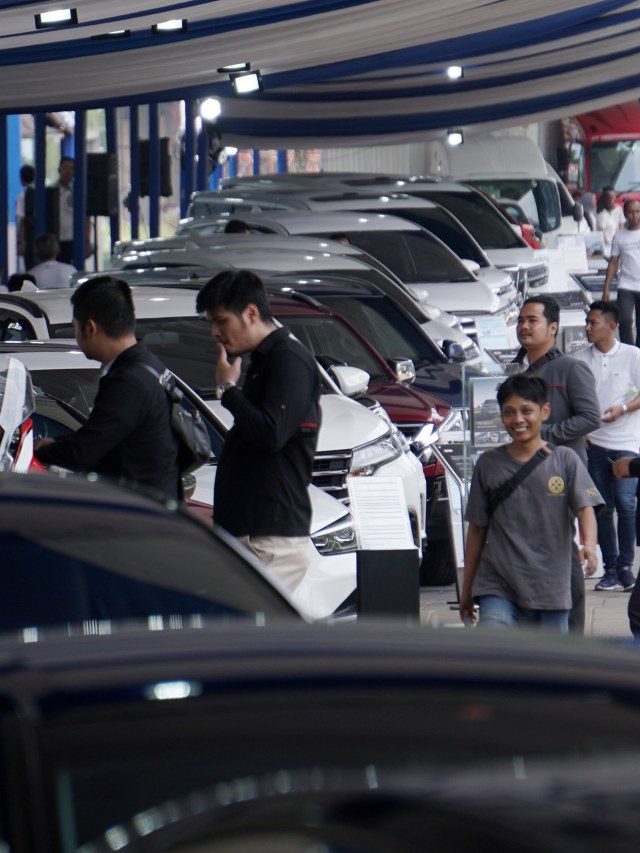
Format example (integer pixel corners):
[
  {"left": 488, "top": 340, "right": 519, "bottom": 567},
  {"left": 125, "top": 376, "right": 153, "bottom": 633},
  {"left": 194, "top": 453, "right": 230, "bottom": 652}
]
[
  {"left": 591, "top": 140, "right": 640, "bottom": 193},
  {"left": 388, "top": 208, "right": 487, "bottom": 265},
  {"left": 317, "top": 295, "right": 441, "bottom": 367},
  {"left": 279, "top": 314, "right": 387, "bottom": 381},
  {"left": 411, "top": 190, "right": 524, "bottom": 249},
  {"left": 30, "top": 368, "right": 100, "bottom": 418},
  {"left": 463, "top": 179, "right": 561, "bottom": 233}
]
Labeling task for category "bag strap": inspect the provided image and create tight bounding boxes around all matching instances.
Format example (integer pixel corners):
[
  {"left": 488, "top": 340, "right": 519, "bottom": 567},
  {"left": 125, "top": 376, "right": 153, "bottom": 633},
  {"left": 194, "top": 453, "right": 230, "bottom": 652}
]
[
  {"left": 140, "top": 362, "right": 182, "bottom": 403},
  {"left": 487, "top": 446, "right": 552, "bottom": 518}
]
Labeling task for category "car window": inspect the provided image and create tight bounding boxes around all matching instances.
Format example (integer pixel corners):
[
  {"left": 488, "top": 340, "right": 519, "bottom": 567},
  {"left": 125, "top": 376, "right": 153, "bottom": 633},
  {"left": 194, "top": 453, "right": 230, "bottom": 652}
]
[
  {"left": 410, "top": 190, "right": 524, "bottom": 249},
  {"left": 317, "top": 295, "right": 441, "bottom": 366},
  {"left": 30, "top": 368, "right": 100, "bottom": 418},
  {"left": 386, "top": 208, "right": 487, "bottom": 265},
  {"left": 463, "top": 180, "right": 561, "bottom": 233},
  {"left": 0, "top": 310, "right": 37, "bottom": 342},
  {"left": 279, "top": 314, "right": 387, "bottom": 381}
]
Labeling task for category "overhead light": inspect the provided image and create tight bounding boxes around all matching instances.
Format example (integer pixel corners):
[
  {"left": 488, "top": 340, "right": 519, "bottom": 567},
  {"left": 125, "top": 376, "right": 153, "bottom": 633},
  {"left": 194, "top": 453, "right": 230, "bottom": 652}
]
[
  {"left": 446, "top": 65, "right": 464, "bottom": 80},
  {"left": 34, "top": 8, "right": 78, "bottom": 28},
  {"left": 447, "top": 129, "right": 464, "bottom": 146},
  {"left": 152, "top": 19, "right": 188, "bottom": 34},
  {"left": 231, "top": 70, "right": 264, "bottom": 95},
  {"left": 199, "top": 98, "right": 222, "bottom": 122},
  {"left": 91, "top": 29, "right": 131, "bottom": 40},
  {"left": 217, "top": 63, "right": 250, "bottom": 74},
  {"left": 225, "top": 146, "right": 238, "bottom": 157}
]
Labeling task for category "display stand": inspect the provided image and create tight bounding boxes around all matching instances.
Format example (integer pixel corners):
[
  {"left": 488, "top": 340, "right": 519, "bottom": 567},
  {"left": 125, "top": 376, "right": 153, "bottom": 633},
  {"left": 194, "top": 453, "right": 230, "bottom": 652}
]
[{"left": 356, "top": 549, "right": 420, "bottom": 619}]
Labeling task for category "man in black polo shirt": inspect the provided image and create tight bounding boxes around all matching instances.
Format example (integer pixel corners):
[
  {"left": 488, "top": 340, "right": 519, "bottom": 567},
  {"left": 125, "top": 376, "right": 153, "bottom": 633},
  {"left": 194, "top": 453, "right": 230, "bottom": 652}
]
[{"left": 196, "top": 270, "right": 321, "bottom": 592}]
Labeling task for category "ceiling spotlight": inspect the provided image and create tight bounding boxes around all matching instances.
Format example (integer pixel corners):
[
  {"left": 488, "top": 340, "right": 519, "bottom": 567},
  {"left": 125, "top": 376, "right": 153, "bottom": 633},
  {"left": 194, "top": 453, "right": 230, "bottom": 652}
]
[
  {"left": 152, "top": 19, "right": 188, "bottom": 34},
  {"left": 231, "top": 70, "right": 264, "bottom": 95},
  {"left": 446, "top": 65, "right": 464, "bottom": 80},
  {"left": 35, "top": 8, "right": 78, "bottom": 28},
  {"left": 225, "top": 146, "right": 238, "bottom": 157},
  {"left": 91, "top": 29, "right": 131, "bottom": 40},
  {"left": 200, "top": 98, "right": 222, "bottom": 122},
  {"left": 217, "top": 63, "right": 250, "bottom": 74},
  {"left": 447, "top": 129, "right": 464, "bottom": 146}
]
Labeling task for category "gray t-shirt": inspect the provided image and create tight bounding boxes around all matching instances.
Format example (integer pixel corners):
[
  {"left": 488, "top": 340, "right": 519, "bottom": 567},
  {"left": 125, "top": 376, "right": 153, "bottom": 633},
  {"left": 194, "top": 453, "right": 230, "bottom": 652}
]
[{"left": 465, "top": 445, "right": 602, "bottom": 610}]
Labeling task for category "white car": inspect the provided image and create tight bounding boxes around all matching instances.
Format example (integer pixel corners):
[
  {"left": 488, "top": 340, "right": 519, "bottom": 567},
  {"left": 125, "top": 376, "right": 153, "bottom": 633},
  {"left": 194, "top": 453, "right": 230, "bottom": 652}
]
[{"left": 0, "top": 289, "right": 427, "bottom": 598}]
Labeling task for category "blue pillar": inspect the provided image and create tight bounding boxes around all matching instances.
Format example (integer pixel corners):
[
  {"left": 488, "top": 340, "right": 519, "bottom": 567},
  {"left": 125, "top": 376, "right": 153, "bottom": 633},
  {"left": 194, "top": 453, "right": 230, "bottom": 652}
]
[
  {"left": 197, "top": 125, "right": 209, "bottom": 191},
  {"left": 148, "top": 103, "right": 160, "bottom": 237},
  {"left": 105, "top": 108, "right": 120, "bottom": 248},
  {"left": 277, "top": 150, "right": 287, "bottom": 173},
  {"left": 34, "top": 114, "right": 47, "bottom": 238},
  {"left": 61, "top": 133, "right": 74, "bottom": 159},
  {"left": 229, "top": 153, "right": 238, "bottom": 178},
  {"left": 129, "top": 106, "right": 140, "bottom": 238},
  {"left": 252, "top": 149, "right": 260, "bottom": 176},
  {"left": 72, "top": 109, "right": 87, "bottom": 271},
  {"left": 181, "top": 99, "right": 195, "bottom": 218},
  {"left": 0, "top": 117, "right": 7, "bottom": 284}
]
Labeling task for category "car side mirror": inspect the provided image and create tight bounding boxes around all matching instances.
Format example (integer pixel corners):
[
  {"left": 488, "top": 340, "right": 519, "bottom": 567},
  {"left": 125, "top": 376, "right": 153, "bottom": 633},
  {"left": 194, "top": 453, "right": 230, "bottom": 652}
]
[
  {"left": 573, "top": 201, "right": 584, "bottom": 222},
  {"left": 181, "top": 471, "right": 197, "bottom": 500},
  {"left": 460, "top": 258, "right": 481, "bottom": 276},
  {"left": 442, "top": 340, "right": 467, "bottom": 363},
  {"left": 387, "top": 357, "right": 416, "bottom": 383},
  {"left": 329, "top": 365, "right": 370, "bottom": 397}
]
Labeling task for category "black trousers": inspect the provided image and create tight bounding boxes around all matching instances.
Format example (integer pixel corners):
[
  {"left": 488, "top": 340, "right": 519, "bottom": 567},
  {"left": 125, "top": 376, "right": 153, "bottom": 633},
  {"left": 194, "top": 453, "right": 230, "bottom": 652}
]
[
  {"left": 629, "top": 580, "right": 640, "bottom": 639},
  {"left": 569, "top": 541, "right": 585, "bottom": 635}
]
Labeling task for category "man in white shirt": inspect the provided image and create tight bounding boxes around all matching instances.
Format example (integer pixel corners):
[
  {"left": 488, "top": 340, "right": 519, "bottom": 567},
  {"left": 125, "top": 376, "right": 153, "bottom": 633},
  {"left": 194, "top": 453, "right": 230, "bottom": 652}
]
[
  {"left": 28, "top": 233, "right": 76, "bottom": 289},
  {"left": 603, "top": 199, "right": 640, "bottom": 345},
  {"left": 573, "top": 300, "right": 640, "bottom": 592},
  {"left": 596, "top": 186, "right": 625, "bottom": 249}
]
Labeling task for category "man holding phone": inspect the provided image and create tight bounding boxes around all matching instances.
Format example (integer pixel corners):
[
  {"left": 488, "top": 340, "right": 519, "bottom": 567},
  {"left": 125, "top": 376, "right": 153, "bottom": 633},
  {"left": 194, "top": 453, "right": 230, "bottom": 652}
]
[{"left": 573, "top": 300, "right": 640, "bottom": 592}]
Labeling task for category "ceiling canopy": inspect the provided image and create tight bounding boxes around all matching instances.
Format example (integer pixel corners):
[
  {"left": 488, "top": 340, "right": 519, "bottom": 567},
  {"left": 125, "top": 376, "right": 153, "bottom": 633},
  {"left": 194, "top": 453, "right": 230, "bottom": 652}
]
[{"left": 3, "top": 0, "right": 640, "bottom": 146}]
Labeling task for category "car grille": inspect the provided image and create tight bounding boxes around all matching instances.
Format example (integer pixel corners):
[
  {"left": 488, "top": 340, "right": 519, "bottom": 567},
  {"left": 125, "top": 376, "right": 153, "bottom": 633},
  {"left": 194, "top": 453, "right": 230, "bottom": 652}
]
[
  {"left": 312, "top": 450, "right": 353, "bottom": 502},
  {"left": 396, "top": 423, "right": 424, "bottom": 441},
  {"left": 459, "top": 317, "right": 478, "bottom": 345},
  {"left": 573, "top": 272, "right": 615, "bottom": 294},
  {"left": 524, "top": 263, "right": 549, "bottom": 291}
]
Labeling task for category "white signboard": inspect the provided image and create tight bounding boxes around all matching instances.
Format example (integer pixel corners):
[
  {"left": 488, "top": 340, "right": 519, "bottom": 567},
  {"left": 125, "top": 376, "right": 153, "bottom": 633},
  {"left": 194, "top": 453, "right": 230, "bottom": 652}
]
[{"left": 347, "top": 476, "right": 415, "bottom": 551}]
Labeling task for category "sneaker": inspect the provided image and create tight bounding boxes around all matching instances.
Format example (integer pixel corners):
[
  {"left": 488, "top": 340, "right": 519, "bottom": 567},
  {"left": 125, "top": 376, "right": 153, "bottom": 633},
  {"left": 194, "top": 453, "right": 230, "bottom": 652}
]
[
  {"left": 595, "top": 573, "right": 624, "bottom": 592},
  {"left": 618, "top": 568, "right": 637, "bottom": 592}
]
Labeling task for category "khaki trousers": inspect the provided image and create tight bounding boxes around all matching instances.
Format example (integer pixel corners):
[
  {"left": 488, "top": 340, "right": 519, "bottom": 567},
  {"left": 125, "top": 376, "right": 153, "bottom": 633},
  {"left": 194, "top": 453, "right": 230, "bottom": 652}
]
[{"left": 237, "top": 535, "right": 311, "bottom": 593}]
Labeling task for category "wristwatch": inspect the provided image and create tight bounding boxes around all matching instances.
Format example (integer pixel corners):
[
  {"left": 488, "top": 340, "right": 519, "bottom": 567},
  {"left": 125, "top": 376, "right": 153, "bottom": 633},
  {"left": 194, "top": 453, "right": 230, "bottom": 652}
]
[
  {"left": 622, "top": 403, "right": 629, "bottom": 414},
  {"left": 215, "top": 380, "right": 236, "bottom": 400}
]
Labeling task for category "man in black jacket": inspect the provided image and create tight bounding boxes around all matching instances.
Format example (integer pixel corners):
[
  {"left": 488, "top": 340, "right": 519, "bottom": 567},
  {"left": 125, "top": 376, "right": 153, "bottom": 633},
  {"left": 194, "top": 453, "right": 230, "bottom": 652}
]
[
  {"left": 34, "top": 276, "right": 180, "bottom": 499},
  {"left": 196, "top": 270, "right": 321, "bottom": 592}
]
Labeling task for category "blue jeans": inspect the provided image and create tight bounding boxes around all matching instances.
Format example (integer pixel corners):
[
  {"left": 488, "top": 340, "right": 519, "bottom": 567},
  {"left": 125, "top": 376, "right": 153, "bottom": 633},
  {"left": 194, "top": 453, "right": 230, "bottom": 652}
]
[
  {"left": 587, "top": 444, "right": 637, "bottom": 573},
  {"left": 477, "top": 595, "right": 569, "bottom": 633},
  {"left": 616, "top": 289, "right": 640, "bottom": 346}
]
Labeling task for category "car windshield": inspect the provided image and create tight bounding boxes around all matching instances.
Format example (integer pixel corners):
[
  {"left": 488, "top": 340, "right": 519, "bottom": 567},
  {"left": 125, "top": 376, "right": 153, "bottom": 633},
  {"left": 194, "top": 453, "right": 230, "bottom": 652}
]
[
  {"left": 465, "top": 179, "right": 561, "bottom": 233},
  {"left": 379, "top": 207, "right": 487, "bottom": 266},
  {"left": 410, "top": 190, "right": 524, "bottom": 249},
  {"left": 313, "top": 294, "right": 442, "bottom": 367},
  {"left": 275, "top": 312, "right": 388, "bottom": 382},
  {"left": 591, "top": 140, "right": 640, "bottom": 193},
  {"left": 29, "top": 368, "right": 100, "bottom": 418},
  {"left": 318, "top": 229, "right": 474, "bottom": 284}
]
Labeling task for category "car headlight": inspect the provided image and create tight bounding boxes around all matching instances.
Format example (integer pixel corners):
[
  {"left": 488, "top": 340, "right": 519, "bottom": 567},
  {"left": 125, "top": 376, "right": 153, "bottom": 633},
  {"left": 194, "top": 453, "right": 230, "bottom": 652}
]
[
  {"left": 311, "top": 514, "right": 358, "bottom": 555},
  {"left": 503, "top": 300, "right": 519, "bottom": 326},
  {"left": 350, "top": 430, "right": 404, "bottom": 476}
]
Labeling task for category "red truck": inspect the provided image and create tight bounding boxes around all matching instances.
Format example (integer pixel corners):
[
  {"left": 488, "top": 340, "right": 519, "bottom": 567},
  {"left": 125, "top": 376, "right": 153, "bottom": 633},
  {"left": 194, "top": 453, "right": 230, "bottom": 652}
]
[{"left": 555, "top": 99, "right": 640, "bottom": 202}]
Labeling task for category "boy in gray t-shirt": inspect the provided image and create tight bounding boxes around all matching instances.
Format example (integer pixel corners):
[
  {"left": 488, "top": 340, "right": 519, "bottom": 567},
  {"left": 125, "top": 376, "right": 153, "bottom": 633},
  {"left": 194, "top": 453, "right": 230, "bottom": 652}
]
[{"left": 461, "top": 375, "right": 602, "bottom": 633}]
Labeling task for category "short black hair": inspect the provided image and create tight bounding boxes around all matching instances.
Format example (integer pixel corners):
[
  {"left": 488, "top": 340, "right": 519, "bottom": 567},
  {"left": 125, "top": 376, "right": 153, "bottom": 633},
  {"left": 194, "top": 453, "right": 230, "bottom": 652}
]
[
  {"left": 497, "top": 375, "right": 549, "bottom": 408},
  {"left": 589, "top": 299, "right": 619, "bottom": 323},
  {"left": 7, "top": 273, "right": 36, "bottom": 293},
  {"left": 59, "top": 156, "right": 74, "bottom": 167},
  {"left": 521, "top": 294, "right": 560, "bottom": 327},
  {"left": 71, "top": 276, "right": 136, "bottom": 339},
  {"left": 223, "top": 219, "right": 250, "bottom": 234},
  {"left": 196, "top": 270, "right": 273, "bottom": 323},
  {"left": 623, "top": 198, "right": 640, "bottom": 215},
  {"left": 19, "top": 164, "right": 35, "bottom": 184},
  {"left": 34, "top": 232, "right": 59, "bottom": 261}
]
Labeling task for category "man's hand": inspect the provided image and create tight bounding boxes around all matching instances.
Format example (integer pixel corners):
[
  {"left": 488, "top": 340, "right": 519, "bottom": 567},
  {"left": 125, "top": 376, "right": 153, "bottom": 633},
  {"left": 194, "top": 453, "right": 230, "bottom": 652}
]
[
  {"left": 580, "top": 545, "right": 598, "bottom": 576},
  {"left": 33, "top": 438, "right": 55, "bottom": 452},
  {"left": 611, "top": 457, "right": 634, "bottom": 478},
  {"left": 216, "top": 344, "right": 242, "bottom": 385},
  {"left": 459, "top": 592, "right": 477, "bottom": 626},
  {"left": 602, "top": 405, "right": 626, "bottom": 423}
]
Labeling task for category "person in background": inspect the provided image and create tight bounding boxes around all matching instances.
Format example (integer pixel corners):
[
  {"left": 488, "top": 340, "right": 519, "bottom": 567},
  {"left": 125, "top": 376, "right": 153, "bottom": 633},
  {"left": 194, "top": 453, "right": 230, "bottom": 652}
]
[
  {"left": 196, "top": 270, "right": 321, "bottom": 592},
  {"left": 28, "top": 233, "right": 76, "bottom": 289},
  {"left": 224, "top": 219, "right": 251, "bottom": 234},
  {"left": 7, "top": 273, "right": 36, "bottom": 293},
  {"left": 596, "top": 186, "right": 625, "bottom": 249},
  {"left": 461, "top": 375, "right": 601, "bottom": 633},
  {"left": 513, "top": 295, "right": 600, "bottom": 633},
  {"left": 15, "top": 164, "right": 36, "bottom": 271},
  {"left": 573, "top": 300, "right": 640, "bottom": 592},
  {"left": 55, "top": 157, "right": 92, "bottom": 264},
  {"left": 602, "top": 199, "right": 640, "bottom": 346}
]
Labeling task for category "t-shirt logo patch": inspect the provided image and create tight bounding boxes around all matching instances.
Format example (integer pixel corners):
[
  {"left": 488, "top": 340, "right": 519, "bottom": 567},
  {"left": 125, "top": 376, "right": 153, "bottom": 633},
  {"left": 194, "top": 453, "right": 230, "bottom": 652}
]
[{"left": 548, "top": 475, "right": 565, "bottom": 495}]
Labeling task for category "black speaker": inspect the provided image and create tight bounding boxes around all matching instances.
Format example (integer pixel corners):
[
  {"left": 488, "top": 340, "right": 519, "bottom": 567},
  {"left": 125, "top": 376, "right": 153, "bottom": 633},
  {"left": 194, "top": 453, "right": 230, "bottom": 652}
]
[
  {"left": 45, "top": 186, "right": 60, "bottom": 236},
  {"left": 87, "top": 152, "right": 119, "bottom": 217},
  {"left": 139, "top": 138, "right": 173, "bottom": 197}
]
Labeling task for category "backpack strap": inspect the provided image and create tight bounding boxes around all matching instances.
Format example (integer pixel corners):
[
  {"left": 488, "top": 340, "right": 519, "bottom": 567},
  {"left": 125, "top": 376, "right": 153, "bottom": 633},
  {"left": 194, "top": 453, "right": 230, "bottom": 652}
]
[{"left": 487, "top": 446, "right": 552, "bottom": 518}]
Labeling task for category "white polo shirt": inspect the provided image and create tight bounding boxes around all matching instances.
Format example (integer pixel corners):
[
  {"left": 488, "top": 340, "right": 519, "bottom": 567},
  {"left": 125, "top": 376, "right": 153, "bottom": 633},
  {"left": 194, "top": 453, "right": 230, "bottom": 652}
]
[
  {"left": 572, "top": 340, "right": 640, "bottom": 452},
  {"left": 611, "top": 227, "right": 640, "bottom": 293},
  {"left": 28, "top": 260, "right": 76, "bottom": 289}
]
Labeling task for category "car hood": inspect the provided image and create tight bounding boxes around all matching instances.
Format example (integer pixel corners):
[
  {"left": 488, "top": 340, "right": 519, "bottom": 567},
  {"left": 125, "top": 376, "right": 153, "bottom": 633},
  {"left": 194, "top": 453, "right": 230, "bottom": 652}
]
[
  {"left": 411, "top": 362, "right": 483, "bottom": 408},
  {"left": 406, "top": 281, "right": 504, "bottom": 314},
  {"left": 484, "top": 247, "right": 537, "bottom": 267},
  {"left": 368, "top": 379, "right": 446, "bottom": 427}
]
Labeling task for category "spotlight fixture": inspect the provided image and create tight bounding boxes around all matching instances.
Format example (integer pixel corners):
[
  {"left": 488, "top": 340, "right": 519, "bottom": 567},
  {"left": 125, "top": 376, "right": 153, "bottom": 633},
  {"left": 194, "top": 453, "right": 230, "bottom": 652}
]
[
  {"left": 446, "top": 129, "right": 464, "bottom": 146},
  {"left": 34, "top": 8, "right": 78, "bottom": 29},
  {"left": 91, "top": 29, "right": 131, "bottom": 40},
  {"left": 231, "top": 70, "right": 264, "bottom": 95},
  {"left": 217, "top": 63, "right": 250, "bottom": 74},
  {"left": 199, "top": 98, "right": 222, "bottom": 122},
  {"left": 152, "top": 19, "right": 188, "bottom": 34},
  {"left": 446, "top": 65, "right": 464, "bottom": 80}
]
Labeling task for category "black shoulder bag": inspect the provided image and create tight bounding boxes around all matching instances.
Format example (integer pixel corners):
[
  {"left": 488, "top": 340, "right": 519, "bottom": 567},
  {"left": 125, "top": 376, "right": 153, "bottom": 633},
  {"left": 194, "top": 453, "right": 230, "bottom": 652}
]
[
  {"left": 487, "top": 446, "right": 552, "bottom": 518},
  {"left": 142, "top": 365, "right": 212, "bottom": 474}
]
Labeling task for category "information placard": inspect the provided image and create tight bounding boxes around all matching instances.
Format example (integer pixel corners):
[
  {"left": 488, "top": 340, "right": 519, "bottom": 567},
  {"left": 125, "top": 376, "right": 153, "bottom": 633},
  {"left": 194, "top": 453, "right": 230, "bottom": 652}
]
[{"left": 347, "top": 476, "right": 415, "bottom": 551}]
